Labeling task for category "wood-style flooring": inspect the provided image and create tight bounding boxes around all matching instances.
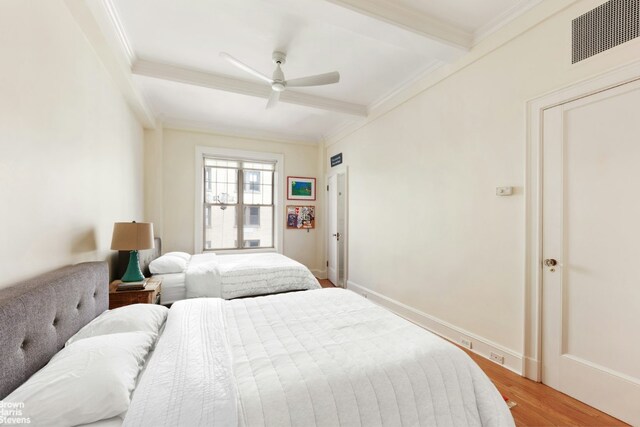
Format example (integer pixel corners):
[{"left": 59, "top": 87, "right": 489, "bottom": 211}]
[
  {"left": 463, "top": 349, "right": 626, "bottom": 426},
  {"left": 318, "top": 279, "right": 335, "bottom": 288},
  {"left": 316, "top": 278, "right": 626, "bottom": 426}
]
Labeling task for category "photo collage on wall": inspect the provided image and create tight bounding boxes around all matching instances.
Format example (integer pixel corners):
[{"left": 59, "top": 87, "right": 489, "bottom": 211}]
[{"left": 286, "top": 205, "right": 315, "bottom": 229}]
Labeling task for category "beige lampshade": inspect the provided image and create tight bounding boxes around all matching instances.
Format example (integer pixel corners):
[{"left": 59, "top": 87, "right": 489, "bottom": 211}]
[{"left": 110, "top": 222, "right": 154, "bottom": 251}]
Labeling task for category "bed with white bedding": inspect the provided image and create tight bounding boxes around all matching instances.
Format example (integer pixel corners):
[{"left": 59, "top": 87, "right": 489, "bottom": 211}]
[
  {"left": 2, "top": 263, "right": 513, "bottom": 427},
  {"left": 125, "top": 289, "right": 514, "bottom": 427},
  {"left": 151, "top": 272, "right": 186, "bottom": 304},
  {"left": 150, "top": 252, "right": 321, "bottom": 301}
]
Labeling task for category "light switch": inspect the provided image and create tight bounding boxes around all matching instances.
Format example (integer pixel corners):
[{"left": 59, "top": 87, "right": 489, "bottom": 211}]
[{"left": 496, "top": 187, "right": 513, "bottom": 196}]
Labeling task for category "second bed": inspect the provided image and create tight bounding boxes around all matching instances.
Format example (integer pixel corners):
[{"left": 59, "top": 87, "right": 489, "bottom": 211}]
[{"left": 151, "top": 252, "right": 321, "bottom": 303}]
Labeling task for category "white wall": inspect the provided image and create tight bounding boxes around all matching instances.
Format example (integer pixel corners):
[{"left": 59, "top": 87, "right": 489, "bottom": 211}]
[
  {"left": 147, "top": 127, "right": 325, "bottom": 276},
  {"left": 0, "top": 0, "right": 144, "bottom": 288},
  {"left": 326, "top": 0, "right": 640, "bottom": 368}
]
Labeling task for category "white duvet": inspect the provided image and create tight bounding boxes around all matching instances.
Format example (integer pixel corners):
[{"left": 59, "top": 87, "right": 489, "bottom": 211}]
[
  {"left": 124, "top": 289, "right": 514, "bottom": 427},
  {"left": 123, "top": 298, "right": 238, "bottom": 427},
  {"left": 185, "top": 252, "right": 320, "bottom": 299}
]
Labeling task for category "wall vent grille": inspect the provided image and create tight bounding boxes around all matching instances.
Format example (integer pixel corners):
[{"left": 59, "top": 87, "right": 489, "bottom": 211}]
[{"left": 572, "top": 0, "right": 639, "bottom": 63}]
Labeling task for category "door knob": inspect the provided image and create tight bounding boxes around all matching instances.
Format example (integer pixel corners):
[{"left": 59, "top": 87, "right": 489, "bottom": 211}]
[
  {"left": 544, "top": 259, "right": 557, "bottom": 267},
  {"left": 332, "top": 233, "right": 340, "bottom": 241}
]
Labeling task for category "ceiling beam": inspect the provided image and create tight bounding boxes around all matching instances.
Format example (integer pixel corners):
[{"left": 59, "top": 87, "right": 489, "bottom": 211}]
[
  {"left": 255, "top": 0, "right": 468, "bottom": 61},
  {"left": 324, "top": 0, "right": 473, "bottom": 50},
  {"left": 132, "top": 60, "right": 368, "bottom": 117}
]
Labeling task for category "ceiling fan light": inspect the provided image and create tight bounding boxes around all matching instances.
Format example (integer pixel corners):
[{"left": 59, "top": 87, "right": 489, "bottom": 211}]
[{"left": 271, "top": 82, "right": 286, "bottom": 92}]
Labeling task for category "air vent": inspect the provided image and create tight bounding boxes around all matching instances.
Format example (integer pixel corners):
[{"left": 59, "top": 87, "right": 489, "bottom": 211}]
[{"left": 572, "top": 0, "right": 639, "bottom": 63}]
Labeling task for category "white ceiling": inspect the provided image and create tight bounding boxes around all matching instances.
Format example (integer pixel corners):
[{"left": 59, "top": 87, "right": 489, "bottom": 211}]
[{"left": 90, "top": 0, "right": 539, "bottom": 142}]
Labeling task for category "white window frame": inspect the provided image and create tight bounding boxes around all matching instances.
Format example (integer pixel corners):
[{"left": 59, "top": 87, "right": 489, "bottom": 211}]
[{"left": 195, "top": 146, "right": 284, "bottom": 254}]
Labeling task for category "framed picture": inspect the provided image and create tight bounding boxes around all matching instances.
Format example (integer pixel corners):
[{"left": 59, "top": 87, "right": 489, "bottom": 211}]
[
  {"left": 286, "top": 205, "right": 315, "bottom": 229},
  {"left": 287, "top": 176, "right": 316, "bottom": 201}
]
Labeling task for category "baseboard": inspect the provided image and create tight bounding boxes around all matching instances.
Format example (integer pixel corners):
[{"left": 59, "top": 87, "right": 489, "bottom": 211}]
[
  {"left": 523, "top": 356, "right": 541, "bottom": 381},
  {"left": 311, "top": 269, "right": 327, "bottom": 279},
  {"left": 347, "top": 280, "right": 524, "bottom": 375}
]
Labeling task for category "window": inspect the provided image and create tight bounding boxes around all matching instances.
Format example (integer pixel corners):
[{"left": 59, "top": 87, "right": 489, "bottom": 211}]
[
  {"left": 202, "top": 157, "right": 275, "bottom": 251},
  {"left": 244, "top": 206, "right": 260, "bottom": 226},
  {"left": 243, "top": 239, "right": 261, "bottom": 247},
  {"left": 244, "top": 171, "right": 261, "bottom": 192}
]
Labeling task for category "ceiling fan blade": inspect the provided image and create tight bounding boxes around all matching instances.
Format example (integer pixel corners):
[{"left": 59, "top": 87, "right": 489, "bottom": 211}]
[
  {"left": 266, "top": 90, "right": 280, "bottom": 109},
  {"left": 286, "top": 71, "right": 340, "bottom": 87},
  {"left": 219, "top": 52, "right": 272, "bottom": 84}
]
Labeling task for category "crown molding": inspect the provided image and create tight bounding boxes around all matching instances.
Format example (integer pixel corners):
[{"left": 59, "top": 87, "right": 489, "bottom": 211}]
[
  {"left": 322, "top": 59, "right": 445, "bottom": 143},
  {"left": 473, "top": 0, "right": 544, "bottom": 46},
  {"left": 320, "top": 117, "right": 366, "bottom": 143},
  {"left": 132, "top": 59, "right": 368, "bottom": 117},
  {"left": 101, "top": 0, "right": 136, "bottom": 65},
  {"left": 64, "top": 0, "right": 155, "bottom": 128},
  {"left": 161, "top": 119, "right": 321, "bottom": 146},
  {"left": 368, "top": 59, "right": 445, "bottom": 112}
]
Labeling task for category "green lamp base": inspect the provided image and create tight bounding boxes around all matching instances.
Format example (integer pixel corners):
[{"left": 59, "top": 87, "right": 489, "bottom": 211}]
[{"left": 121, "top": 250, "right": 145, "bottom": 282}]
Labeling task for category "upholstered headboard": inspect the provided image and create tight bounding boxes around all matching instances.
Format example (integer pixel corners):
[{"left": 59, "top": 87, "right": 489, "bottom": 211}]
[
  {"left": 116, "top": 237, "right": 161, "bottom": 279},
  {"left": 0, "top": 262, "right": 108, "bottom": 398}
]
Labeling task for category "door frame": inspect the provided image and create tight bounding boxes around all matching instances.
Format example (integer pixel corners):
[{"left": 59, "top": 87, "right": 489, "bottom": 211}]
[
  {"left": 524, "top": 60, "right": 640, "bottom": 381},
  {"left": 325, "top": 166, "right": 349, "bottom": 287}
]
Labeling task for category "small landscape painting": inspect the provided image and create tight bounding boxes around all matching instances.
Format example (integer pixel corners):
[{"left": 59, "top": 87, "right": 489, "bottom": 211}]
[{"left": 287, "top": 176, "right": 316, "bottom": 200}]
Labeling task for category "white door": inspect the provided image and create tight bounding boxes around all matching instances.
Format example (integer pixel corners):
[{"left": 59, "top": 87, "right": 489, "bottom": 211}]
[
  {"left": 327, "top": 174, "right": 338, "bottom": 285},
  {"left": 542, "top": 79, "right": 640, "bottom": 426},
  {"left": 337, "top": 173, "right": 346, "bottom": 285}
]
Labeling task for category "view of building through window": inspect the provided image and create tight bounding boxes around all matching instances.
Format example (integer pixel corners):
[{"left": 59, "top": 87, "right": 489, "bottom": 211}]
[{"left": 203, "top": 157, "right": 275, "bottom": 250}]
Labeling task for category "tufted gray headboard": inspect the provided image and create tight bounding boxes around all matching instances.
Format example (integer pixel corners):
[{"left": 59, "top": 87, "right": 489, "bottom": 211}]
[{"left": 0, "top": 262, "right": 108, "bottom": 398}]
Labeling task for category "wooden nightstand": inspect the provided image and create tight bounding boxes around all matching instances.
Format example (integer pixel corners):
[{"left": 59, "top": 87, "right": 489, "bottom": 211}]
[{"left": 109, "top": 277, "right": 162, "bottom": 309}]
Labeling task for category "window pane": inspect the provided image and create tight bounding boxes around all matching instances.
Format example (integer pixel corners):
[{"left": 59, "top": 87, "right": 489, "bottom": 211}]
[
  {"left": 243, "top": 170, "right": 273, "bottom": 205},
  {"left": 204, "top": 158, "right": 240, "bottom": 168},
  {"left": 243, "top": 170, "right": 261, "bottom": 193},
  {"left": 243, "top": 206, "right": 273, "bottom": 247},
  {"left": 242, "top": 161, "right": 275, "bottom": 171},
  {"left": 243, "top": 239, "right": 261, "bottom": 248},
  {"left": 243, "top": 206, "right": 261, "bottom": 226},
  {"left": 204, "top": 205, "right": 237, "bottom": 249},
  {"left": 206, "top": 167, "right": 237, "bottom": 204}
]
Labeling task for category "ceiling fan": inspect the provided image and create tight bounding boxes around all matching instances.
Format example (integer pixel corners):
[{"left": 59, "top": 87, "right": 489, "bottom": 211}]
[{"left": 220, "top": 51, "right": 340, "bottom": 109}]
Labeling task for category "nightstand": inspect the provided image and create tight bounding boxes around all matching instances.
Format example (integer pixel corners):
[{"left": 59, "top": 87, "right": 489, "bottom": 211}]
[{"left": 108, "top": 276, "right": 162, "bottom": 309}]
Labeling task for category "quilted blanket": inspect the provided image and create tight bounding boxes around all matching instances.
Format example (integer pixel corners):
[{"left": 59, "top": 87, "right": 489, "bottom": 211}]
[
  {"left": 186, "top": 253, "right": 320, "bottom": 299},
  {"left": 125, "top": 289, "right": 514, "bottom": 427},
  {"left": 123, "top": 299, "right": 238, "bottom": 427}
]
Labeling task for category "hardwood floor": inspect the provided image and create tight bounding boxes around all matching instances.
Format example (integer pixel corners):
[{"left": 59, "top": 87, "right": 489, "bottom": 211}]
[
  {"left": 315, "top": 277, "right": 625, "bottom": 426},
  {"left": 462, "top": 348, "right": 627, "bottom": 426},
  {"left": 318, "top": 278, "right": 335, "bottom": 288}
]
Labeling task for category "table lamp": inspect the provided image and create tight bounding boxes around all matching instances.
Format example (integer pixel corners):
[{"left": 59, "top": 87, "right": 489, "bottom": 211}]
[{"left": 110, "top": 221, "right": 154, "bottom": 282}]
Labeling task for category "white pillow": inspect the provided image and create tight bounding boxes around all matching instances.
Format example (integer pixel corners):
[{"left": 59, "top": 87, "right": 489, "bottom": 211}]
[
  {"left": 149, "top": 253, "right": 189, "bottom": 274},
  {"left": 164, "top": 251, "right": 191, "bottom": 261},
  {"left": 66, "top": 303, "right": 168, "bottom": 347},
  {"left": 5, "top": 331, "right": 155, "bottom": 427}
]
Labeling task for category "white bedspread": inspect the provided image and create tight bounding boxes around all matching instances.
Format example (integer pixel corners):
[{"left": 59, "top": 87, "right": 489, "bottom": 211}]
[
  {"left": 123, "top": 299, "right": 238, "bottom": 427},
  {"left": 125, "top": 289, "right": 514, "bottom": 427},
  {"left": 185, "top": 253, "right": 320, "bottom": 299}
]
